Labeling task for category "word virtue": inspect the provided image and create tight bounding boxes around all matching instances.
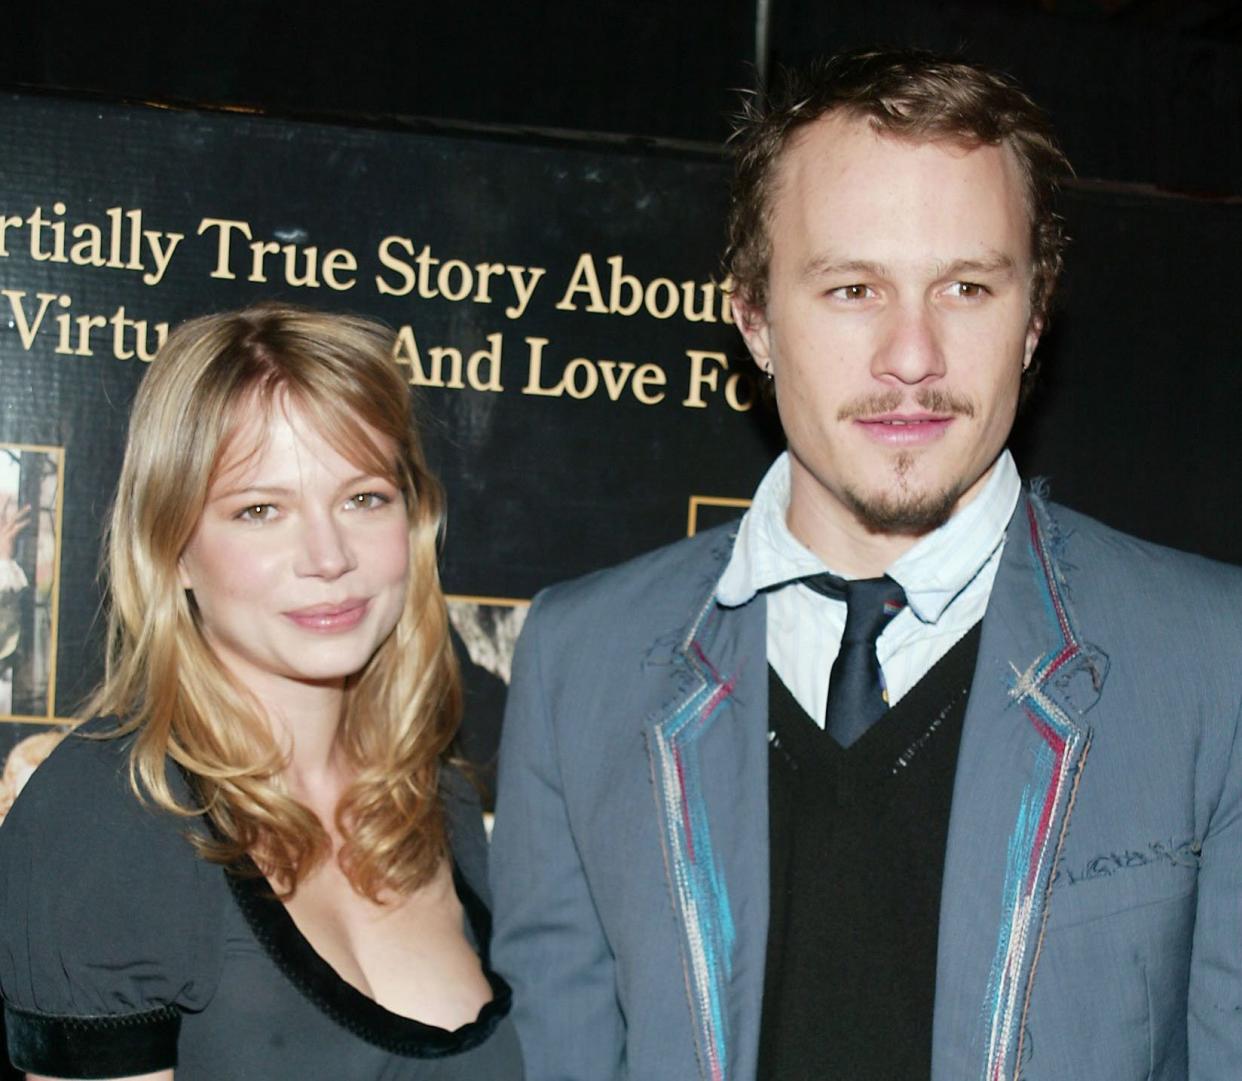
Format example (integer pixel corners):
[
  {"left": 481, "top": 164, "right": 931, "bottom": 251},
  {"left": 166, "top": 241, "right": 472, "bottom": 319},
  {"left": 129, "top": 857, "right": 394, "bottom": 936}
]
[{"left": 3, "top": 289, "right": 168, "bottom": 359}]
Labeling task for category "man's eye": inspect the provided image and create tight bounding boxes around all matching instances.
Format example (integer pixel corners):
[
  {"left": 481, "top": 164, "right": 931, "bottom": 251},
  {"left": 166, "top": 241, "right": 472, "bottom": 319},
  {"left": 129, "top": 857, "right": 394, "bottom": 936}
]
[
  {"left": 236, "top": 504, "right": 276, "bottom": 522},
  {"left": 831, "top": 284, "right": 872, "bottom": 301},
  {"left": 949, "top": 281, "right": 987, "bottom": 298}
]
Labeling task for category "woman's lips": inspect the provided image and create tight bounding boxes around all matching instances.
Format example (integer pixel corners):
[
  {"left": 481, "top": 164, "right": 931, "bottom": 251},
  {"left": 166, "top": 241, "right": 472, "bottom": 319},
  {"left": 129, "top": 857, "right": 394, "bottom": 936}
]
[
  {"left": 854, "top": 413, "right": 954, "bottom": 446},
  {"left": 283, "top": 598, "right": 370, "bottom": 632}
]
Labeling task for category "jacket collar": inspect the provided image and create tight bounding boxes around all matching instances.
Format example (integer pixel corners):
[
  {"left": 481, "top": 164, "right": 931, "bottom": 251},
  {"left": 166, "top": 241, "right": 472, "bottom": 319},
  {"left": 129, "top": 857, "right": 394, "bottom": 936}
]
[
  {"left": 644, "top": 525, "right": 769, "bottom": 1081},
  {"left": 933, "top": 490, "right": 1107, "bottom": 1081}
]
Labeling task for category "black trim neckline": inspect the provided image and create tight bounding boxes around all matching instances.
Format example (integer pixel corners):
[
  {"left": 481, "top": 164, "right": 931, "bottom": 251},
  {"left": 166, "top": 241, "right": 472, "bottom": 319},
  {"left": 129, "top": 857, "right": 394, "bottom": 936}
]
[{"left": 225, "top": 859, "right": 512, "bottom": 1058}]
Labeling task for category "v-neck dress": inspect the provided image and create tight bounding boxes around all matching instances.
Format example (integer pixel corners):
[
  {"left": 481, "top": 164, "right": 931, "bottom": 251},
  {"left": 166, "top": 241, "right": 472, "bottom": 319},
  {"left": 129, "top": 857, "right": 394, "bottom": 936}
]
[{"left": 0, "top": 718, "right": 524, "bottom": 1080}]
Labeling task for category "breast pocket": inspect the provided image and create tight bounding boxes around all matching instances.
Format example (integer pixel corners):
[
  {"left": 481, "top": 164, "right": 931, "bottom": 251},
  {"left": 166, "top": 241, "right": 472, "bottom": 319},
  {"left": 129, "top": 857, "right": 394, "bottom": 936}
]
[{"left": 1021, "top": 883, "right": 1194, "bottom": 1080}]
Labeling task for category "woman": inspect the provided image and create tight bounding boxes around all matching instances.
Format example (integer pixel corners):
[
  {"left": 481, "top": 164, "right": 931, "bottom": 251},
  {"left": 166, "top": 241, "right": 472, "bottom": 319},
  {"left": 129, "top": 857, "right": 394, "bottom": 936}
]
[{"left": 0, "top": 304, "right": 523, "bottom": 1079}]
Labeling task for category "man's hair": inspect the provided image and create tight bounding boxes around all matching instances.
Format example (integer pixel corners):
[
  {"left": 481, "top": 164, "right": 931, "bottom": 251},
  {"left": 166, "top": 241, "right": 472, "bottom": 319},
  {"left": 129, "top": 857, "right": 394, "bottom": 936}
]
[{"left": 726, "top": 48, "right": 1073, "bottom": 329}]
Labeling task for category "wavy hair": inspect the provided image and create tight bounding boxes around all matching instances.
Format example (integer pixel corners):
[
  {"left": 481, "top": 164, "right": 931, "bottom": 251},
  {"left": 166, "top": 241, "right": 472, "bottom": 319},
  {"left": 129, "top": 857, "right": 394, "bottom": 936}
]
[{"left": 88, "top": 302, "right": 460, "bottom": 901}]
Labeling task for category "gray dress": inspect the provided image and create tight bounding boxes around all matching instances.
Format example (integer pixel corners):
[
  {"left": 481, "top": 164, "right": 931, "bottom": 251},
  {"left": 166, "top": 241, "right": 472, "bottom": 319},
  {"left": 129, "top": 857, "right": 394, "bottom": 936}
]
[{"left": 0, "top": 719, "right": 523, "bottom": 1080}]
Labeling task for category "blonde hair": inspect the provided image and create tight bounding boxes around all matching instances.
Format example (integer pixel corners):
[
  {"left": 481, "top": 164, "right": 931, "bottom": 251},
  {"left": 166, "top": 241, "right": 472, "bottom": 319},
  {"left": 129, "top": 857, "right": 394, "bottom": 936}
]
[{"left": 89, "top": 302, "right": 461, "bottom": 900}]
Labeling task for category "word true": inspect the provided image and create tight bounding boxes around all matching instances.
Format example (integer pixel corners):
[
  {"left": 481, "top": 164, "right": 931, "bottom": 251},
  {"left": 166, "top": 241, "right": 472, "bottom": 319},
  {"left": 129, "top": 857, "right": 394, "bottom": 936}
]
[{"left": 197, "top": 217, "right": 361, "bottom": 292}]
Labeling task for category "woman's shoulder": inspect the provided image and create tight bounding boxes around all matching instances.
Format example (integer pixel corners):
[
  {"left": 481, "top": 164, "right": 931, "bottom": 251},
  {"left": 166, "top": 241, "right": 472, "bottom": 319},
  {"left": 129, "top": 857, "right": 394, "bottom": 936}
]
[
  {"left": 9, "top": 715, "right": 136, "bottom": 803},
  {"left": 4, "top": 716, "right": 198, "bottom": 843},
  {"left": 0, "top": 715, "right": 226, "bottom": 1024}
]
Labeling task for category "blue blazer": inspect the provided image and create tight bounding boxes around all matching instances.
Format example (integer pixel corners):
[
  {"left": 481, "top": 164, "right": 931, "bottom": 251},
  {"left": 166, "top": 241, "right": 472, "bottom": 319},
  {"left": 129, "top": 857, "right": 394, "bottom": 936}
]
[{"left": 491, "top": 492, "right": 1242, "bottom": 1080}]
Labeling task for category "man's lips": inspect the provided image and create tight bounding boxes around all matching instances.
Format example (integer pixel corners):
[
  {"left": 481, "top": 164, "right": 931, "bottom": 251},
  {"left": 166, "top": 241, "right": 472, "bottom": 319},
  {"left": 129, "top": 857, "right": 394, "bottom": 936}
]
[
  {"left": 283, "top": 598, "right": 370, "bottom": 631},
  {"left": 854, "top": 412, "right": 955, "bottom": 445}
]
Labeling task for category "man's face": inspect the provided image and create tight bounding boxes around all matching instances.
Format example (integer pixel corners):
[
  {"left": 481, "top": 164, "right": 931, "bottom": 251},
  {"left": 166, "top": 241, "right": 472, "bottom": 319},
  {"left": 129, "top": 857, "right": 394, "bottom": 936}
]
[{"left": 736, "top": 112, "right": 1039, "bottom": 550}]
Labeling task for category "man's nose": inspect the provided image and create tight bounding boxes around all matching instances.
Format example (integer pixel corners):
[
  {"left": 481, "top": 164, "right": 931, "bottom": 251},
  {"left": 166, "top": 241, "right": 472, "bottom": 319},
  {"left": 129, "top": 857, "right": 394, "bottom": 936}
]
[{"left": 871, "top": 304, "right": 946, "bottom": 386}]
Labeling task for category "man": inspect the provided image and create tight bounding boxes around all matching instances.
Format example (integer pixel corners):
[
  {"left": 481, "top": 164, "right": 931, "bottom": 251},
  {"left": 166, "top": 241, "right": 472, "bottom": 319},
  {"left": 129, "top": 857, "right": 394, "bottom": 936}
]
[{"left": 490, "top": 49, "right": 1242, "bottom": 1081}]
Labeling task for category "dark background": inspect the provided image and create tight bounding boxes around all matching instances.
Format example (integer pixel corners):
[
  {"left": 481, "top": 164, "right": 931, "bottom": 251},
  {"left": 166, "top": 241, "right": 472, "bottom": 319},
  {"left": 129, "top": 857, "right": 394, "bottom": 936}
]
[
  {"left": 0, "top": 4, "right": 1239, "bottom": 1073},
  {"left": 2, "top": 0, "right": 1239, "bottom": 559},
  {"left": 4, "top": 0, "right": 1241, "bottom": 192}
]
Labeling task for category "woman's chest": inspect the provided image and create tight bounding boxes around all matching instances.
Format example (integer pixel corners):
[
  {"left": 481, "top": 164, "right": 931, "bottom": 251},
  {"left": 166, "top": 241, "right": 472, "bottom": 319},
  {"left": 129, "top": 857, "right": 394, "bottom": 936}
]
[
  {"left": 282, "top": 862, "right": 491, "bottom": 1026},
  {"left": 173, "top": 879, "right": 522, "bottom": 1081}
]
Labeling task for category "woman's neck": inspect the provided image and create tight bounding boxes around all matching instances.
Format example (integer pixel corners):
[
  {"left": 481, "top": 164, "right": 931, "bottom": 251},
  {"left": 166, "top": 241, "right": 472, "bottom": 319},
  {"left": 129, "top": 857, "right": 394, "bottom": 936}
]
[{"left": 259, "top": 677, "right": 351, "bottom": 808}]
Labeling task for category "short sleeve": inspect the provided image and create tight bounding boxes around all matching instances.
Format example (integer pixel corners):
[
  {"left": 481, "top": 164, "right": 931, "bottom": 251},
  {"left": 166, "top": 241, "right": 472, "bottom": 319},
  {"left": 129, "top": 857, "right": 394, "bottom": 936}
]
[{"left": 0, "top": 719, "right": 225, "bottom": 1077}]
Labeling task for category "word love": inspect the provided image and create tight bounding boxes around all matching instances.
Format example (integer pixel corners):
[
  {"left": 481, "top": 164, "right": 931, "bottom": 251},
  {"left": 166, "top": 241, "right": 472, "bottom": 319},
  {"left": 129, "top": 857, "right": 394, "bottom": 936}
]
[{"left": 393, "top": 328, "right": 755, "bottom": 412}]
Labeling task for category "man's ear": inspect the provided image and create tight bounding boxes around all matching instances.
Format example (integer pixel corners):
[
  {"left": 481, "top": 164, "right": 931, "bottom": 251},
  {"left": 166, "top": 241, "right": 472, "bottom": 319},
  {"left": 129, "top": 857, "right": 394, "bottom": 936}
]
[
  {"left": 1023, "top": 315, "right": 1043, "bottom": 371},
  {"left": 731, "top": 293, "right": 773, "bottom": 376}
]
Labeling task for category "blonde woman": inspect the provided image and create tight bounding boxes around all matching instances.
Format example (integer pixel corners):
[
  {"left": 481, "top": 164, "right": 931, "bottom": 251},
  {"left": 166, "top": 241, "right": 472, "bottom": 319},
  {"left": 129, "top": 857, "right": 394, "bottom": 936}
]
[{"left": 0, "top": 304, "right": 523, "bottom": 1080}]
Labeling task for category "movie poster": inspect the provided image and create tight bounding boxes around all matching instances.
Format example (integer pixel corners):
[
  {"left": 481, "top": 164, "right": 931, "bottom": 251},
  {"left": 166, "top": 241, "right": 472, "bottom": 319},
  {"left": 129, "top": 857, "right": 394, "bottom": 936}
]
[
  {"left": 2, "top": 90, "right": 1239, "bottom": 810},
  {"left": 0, "top": 91, "right": 780, "bottom": 801}
]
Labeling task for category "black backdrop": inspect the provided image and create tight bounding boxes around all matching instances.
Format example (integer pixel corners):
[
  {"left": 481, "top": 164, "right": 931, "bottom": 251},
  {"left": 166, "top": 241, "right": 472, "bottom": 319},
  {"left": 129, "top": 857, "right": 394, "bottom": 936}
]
[
  {"left": 1, "top": 88, "right": 1237, "bottom": 737},
  {"left": 0, "top": 91, "right": 783, "bottom": 791},
  {"left": 0, "top": 4, "right": 1239, "bottom": 1074}
]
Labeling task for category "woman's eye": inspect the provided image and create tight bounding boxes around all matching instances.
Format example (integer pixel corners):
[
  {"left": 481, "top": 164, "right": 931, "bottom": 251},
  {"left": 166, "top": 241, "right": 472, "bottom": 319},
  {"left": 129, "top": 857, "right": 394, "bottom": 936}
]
[
  {"left": 236, "top": 504, "right": 276, "bottom": 522},
  {"left": 345, "top": 492, "right": 390, "bottom": 511}
]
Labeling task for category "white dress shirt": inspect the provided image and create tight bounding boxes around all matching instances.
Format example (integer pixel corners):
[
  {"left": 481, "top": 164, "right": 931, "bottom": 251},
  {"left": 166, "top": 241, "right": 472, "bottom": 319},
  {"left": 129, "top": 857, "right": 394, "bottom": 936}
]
[{"left": 716, "top": 450, "right": 1020, "bottom": 726}]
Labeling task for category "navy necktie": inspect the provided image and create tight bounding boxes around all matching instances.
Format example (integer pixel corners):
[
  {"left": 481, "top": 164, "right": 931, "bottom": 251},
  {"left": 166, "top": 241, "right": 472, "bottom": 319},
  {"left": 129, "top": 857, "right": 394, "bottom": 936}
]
[{"left": 803, "top": 573, "right": 907, "bottom": 748}]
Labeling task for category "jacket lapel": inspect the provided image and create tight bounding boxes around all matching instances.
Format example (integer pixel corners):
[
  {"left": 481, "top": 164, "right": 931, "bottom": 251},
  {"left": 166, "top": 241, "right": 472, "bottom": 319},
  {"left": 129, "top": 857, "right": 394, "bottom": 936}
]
[
  {"left": 934, "top": 492, "right": 1108, "bottom": 1081},
  {"left": 644, "top": 545, "right": 769, "bottom": 1081}
]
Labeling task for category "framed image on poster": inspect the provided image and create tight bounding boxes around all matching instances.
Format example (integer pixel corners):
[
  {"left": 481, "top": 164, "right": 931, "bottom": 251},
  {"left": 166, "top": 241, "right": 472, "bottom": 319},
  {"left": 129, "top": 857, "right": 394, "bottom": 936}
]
[
  {"left": 0, "top": 442, "right": 65, "bottom": 725},
  {"left": 687, "top": 494, "right": 750, "bottom": 537}
]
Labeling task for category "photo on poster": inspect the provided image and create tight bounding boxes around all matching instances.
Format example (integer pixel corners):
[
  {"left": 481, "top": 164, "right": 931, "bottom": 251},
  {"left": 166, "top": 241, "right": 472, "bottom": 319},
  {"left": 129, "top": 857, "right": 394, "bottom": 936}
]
[
  {"left": 0, "top": 443, "right": 65, "bottom": 724},
  {"left": 446, "top": 594, "right": 530, "bottom": 809},
  {"left": 447, "top": 595, "right": 530, "bottom": 688},
  {"left": 0, "top": 724, "right": 67, "bottom": 825},
  {"left": 687, "top": 494, "right": 750, "bottom": 537}
]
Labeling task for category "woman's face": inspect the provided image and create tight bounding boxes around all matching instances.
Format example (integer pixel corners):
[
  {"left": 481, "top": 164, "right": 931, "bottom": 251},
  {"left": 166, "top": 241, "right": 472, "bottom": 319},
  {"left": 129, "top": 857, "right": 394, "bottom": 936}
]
[{"left": 178, "top": 395, "right": 411, "bottom": 705}]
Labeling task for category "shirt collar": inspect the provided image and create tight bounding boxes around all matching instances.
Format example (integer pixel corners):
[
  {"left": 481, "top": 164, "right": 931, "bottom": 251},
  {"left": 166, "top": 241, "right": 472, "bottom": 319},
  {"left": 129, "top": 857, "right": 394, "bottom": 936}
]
[{"left": 716, "top": 449, "right": 1020, "bottom": 623}]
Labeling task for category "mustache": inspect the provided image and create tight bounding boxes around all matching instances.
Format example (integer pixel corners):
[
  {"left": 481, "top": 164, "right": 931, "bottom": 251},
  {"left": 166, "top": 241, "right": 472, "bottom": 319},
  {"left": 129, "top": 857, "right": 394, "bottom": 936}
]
[{"left": 836, "top": 388, "right": 976, "bottom": 422}]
